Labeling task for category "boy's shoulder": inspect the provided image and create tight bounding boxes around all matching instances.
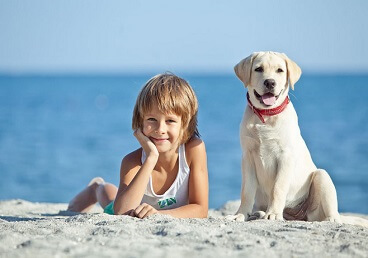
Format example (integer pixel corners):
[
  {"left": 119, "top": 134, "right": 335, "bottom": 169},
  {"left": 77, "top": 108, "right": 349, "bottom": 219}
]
[
  {"left": 121, "top": 148, "right": 142, "bottom": 166},
  {"left": 185, "top": 137, "right": 206, "bottom": 160},
  {"left": 185, "top": 136, "right": 205, "bottom": 149},
  {"left": 184, "top": 137, "right": 206, "bottom": 168}
]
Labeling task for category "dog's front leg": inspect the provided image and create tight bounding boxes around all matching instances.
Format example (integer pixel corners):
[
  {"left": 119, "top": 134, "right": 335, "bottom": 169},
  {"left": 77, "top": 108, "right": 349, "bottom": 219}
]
[
  {"left": 264, "top": 153, "right": 294, "bottom": 220},
  {"left": 233, "top": 152, "right": 258, "bottom": 221}
]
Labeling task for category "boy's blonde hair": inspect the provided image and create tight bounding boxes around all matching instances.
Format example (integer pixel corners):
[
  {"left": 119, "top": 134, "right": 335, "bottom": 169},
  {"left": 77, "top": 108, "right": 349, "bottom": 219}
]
[{"left": 132, "top": 73, "right": 199, "bottom": 144}]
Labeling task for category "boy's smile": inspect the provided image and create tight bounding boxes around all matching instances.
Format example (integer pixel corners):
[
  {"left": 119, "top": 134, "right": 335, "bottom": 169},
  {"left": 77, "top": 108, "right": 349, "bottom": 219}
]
[{"left": 149, "top": 137, "right": 169, "bottom": 144}]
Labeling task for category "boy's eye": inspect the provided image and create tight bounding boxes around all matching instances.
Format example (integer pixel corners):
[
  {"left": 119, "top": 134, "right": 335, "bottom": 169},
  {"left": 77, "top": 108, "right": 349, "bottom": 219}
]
[
  {"left": 147, "top": 118, "right": 156, "bottom": 121},
  {"left": 167, "top": 119, "right": 177, "bottom": 123}
]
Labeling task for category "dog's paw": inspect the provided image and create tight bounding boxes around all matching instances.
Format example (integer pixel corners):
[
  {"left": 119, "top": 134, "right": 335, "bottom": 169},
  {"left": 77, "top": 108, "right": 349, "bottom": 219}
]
[
  {"left": 263, "top": 212, "right": 284, "bottom": 221},
  {"left": 248, "top": 211, "right": 266, "bottom": 221},
  {"left": 324, "top": 215, "right": 342, "bottom": 223},
  {"left": 225, "top": 214, "right": 246, "bottom": 222}
]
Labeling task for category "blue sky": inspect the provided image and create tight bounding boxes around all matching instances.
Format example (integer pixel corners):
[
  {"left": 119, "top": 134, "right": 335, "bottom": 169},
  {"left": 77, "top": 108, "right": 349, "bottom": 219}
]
[{"left": 1, "top": 0, "right": 367, "bottom": 74}]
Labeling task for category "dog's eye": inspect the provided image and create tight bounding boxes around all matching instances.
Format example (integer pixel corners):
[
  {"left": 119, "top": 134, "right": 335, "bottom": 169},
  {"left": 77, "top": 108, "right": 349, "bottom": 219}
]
[
  {"left": 255, "top": 67, "right": 263, "bottom": 72},
  {"left": 277, "top": 68, "right": 284, "bottom": 73}
]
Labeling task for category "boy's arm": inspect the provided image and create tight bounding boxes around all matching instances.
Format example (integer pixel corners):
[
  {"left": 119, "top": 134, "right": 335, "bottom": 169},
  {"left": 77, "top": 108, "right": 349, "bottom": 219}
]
[
  {"left": 113, "top": 151, "right": 156, "bottom": 215},
  {"left": 159, "top": 138, "right": 208, "bottom": 218},
  {"left": 113, "top": 130, "right": 158, "bottom": 215}
]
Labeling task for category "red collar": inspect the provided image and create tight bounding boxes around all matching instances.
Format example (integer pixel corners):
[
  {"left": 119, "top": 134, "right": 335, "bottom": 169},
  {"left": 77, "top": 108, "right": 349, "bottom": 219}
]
[{"left": 247, "top": 92, "right": 290, "bottom": 123}]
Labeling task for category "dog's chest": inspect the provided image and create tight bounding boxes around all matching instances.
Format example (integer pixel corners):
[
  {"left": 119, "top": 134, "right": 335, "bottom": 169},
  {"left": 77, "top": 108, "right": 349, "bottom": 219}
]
[{"left": 243, "top": 122, "right": 288, "bottom": 178}]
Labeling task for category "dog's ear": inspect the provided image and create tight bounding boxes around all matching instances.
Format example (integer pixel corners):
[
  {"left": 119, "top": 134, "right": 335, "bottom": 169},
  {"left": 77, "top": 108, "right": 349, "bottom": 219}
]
[
  {"left": 279, "top": 53, "right": 302, "bottom": 90},
  {"left": 234, "top": 52, "right": 259, "bottom": 87}
]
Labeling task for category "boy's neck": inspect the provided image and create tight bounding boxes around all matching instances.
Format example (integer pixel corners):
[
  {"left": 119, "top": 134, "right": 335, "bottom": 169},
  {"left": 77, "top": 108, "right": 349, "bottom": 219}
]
[{"left": 155, "top": 147, "right": 180, "bottom": 174}]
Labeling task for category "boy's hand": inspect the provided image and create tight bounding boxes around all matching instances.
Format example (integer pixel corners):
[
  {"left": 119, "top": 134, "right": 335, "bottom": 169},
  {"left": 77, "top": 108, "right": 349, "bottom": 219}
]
[
  {"left": 133, "top": 203, "right": 158, "bottom": 219},
  {"left": 134, "top": 129, "right": 159, "bottom": 159}
]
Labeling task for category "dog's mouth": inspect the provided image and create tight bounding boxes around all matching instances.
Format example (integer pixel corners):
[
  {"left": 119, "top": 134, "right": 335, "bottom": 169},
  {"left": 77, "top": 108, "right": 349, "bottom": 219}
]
[{"left": 254, "top": 90, "right": 283, "bottom": 106}]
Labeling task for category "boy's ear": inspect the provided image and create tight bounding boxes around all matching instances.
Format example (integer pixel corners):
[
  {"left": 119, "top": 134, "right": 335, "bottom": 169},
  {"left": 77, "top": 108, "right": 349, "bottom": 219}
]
[
  {"left": 234, "top": 52, "right": 260, "bottom": 87},
  {"left": 278, "top": 52, "right": 302, "bottom": 90}
]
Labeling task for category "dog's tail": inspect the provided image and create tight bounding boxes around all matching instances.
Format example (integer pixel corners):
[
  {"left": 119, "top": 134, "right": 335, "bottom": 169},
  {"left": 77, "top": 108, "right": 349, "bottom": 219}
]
[{"left": 340, "top": 215, "right": 368, "bottom": 227}]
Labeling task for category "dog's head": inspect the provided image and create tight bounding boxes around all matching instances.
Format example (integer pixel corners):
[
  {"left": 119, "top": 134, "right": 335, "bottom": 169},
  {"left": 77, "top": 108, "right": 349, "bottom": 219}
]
[{"left": 234, "top": 51, "right": 301, "bottom": 109}]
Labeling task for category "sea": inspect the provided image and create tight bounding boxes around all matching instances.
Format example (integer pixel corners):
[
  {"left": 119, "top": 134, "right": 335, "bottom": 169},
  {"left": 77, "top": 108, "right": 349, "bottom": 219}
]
[{"left": 0, "top": 74, "right": 367, "bottom": 213}]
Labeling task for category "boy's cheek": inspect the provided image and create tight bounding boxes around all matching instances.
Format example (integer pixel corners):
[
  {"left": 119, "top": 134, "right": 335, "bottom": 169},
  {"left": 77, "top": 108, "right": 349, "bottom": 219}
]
[{"left": 142, "top": 125, "right": 153, "bottom": 136}]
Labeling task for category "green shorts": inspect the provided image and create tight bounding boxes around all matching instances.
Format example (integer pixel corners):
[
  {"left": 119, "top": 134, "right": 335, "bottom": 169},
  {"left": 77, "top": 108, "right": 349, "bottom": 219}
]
[{"left": 104, "top": 201, "right": 115, "bottom": 215}]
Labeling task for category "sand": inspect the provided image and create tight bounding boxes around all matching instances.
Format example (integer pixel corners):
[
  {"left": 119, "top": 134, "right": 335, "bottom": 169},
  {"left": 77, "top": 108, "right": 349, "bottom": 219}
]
[{"left": 1, "top": 199, "right": 368, "bottom": 258}]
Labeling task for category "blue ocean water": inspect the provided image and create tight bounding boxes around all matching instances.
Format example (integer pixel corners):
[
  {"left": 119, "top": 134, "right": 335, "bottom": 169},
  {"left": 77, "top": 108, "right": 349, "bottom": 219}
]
[{"left": 0, "top": 74, "right": 367, "bottom": 213}]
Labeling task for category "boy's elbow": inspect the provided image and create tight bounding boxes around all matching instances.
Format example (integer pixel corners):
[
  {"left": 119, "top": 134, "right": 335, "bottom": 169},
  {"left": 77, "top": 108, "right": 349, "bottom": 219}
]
[
  {"left": 112, "top": 203, "right": 119, "bottom": 215},
  {"left": 113, "top": 202, "right": 130, "bottom": 216},
  {"left": 196, "top": 204, "right": 208, "bottom": 218},
  {"left": 199, "top": 210, "right": 208, "bottom": 218},
  {"left": 202, "top": 207, "right": 208, "bottom": 218}
]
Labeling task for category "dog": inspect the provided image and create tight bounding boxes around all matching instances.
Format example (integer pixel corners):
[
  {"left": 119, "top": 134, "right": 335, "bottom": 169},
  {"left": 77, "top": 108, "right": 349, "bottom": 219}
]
[{"left": 228, "top": 51, "right": 368, "bottom": 227}]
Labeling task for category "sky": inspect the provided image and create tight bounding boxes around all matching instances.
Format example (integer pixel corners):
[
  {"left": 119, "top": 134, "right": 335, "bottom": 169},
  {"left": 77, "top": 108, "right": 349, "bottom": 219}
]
[{"left": 1, "top": 0, "right": 367, "bottom": 74}]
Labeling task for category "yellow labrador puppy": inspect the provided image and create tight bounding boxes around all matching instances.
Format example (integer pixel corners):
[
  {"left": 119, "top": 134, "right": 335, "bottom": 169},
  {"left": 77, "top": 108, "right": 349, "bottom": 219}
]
[{"left": 230, "top": 51, "right": 368, "bottom": 227}]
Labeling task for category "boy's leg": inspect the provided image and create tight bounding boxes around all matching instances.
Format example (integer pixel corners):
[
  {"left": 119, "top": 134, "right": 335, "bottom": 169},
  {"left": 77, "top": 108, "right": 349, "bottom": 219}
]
[
  {"left": 67, "top": 177, "right": 107, "bottom": 212},
  {"left": 96, "top": 183, "right": 118, "bottom": 209}
]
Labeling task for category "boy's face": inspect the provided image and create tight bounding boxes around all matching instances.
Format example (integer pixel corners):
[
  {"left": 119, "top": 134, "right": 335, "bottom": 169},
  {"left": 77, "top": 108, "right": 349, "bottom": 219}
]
[{"left": 142, "top": 103, "right": 183, "bottom": 153}]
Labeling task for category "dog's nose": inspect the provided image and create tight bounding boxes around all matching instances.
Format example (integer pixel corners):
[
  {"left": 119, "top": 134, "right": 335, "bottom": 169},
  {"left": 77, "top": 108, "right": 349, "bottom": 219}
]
[{"left": 264, "top": 79, "right": 276, "bottom": 90}]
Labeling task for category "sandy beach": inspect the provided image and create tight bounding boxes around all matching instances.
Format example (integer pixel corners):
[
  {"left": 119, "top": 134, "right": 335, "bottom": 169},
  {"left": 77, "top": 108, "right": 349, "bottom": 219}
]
[{"left": 1, "top": 199, "right": 368, "bottom": 258}]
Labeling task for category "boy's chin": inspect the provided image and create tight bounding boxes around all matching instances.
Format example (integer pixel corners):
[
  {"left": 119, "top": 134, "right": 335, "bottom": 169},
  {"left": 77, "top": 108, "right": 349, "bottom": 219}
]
[{"left": 156, "top": 143, "right": 180, "bottom": 153}]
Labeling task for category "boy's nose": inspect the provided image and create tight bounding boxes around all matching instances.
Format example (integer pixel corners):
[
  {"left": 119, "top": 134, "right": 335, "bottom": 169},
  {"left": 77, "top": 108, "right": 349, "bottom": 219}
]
[{"left": 155, "top": 121, "right": 166, "bottom": 133}]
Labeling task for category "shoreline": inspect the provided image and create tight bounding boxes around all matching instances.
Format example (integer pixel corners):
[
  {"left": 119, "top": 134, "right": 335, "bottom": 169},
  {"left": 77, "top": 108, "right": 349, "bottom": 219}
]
[{"left": 1, "top": 199, "right": 368, "bottom": 257}]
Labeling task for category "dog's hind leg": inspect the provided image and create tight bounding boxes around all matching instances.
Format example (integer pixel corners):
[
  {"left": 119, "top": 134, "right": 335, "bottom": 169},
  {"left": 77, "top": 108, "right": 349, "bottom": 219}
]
[{"left": 307, "top": 169, "right": 341, "bottom": 223}]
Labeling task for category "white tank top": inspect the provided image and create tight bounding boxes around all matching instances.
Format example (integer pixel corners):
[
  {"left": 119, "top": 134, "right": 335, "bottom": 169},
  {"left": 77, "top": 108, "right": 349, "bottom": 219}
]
[{"left": 140, "top": 144, "right": 190, "bottom": 210}]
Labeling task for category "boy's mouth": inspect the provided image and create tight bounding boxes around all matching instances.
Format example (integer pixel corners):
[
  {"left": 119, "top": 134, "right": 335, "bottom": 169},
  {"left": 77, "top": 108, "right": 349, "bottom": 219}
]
[{"left": 150, "top": 137, "right": 169, "bottom": 143}]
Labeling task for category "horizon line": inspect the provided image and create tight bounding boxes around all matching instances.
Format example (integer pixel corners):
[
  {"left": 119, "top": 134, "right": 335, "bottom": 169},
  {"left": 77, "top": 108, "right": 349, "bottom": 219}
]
[{"left": 1, "top": 70, "right": 368, "bottom": 77}]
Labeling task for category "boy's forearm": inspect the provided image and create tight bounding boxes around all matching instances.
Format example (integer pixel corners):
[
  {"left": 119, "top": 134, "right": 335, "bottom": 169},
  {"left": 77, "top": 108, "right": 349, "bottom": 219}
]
[
  {"left": 114, "top": 156, "right": 157, "bottom": 215},
  {"left": 159, "top": 204, "right": 208, "bottom": 218}
]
